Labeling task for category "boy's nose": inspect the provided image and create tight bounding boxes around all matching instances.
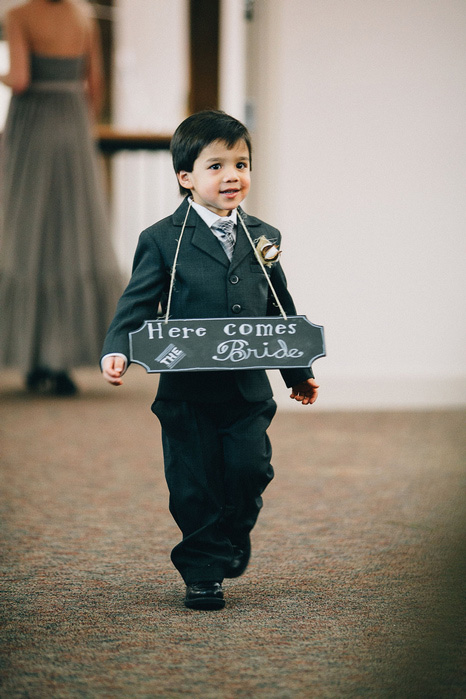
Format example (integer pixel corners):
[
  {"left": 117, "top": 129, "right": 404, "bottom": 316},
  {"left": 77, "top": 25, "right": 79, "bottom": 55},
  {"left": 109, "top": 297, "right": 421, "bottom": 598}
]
[{"left": 223, "top": 167, "right": 239, "bottom": 181}]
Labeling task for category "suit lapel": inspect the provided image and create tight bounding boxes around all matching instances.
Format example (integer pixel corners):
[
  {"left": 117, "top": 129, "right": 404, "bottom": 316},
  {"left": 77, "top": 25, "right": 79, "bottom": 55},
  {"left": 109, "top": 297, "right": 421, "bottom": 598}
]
[
  {"left": 191, "top": 217, "right": 229, "bottom": 267},
  {"left": 230, "top": 208, "right": 262, "bottom": 271},
  {"left": 173, "top": 198, "right": 228, "bottom": 267}
]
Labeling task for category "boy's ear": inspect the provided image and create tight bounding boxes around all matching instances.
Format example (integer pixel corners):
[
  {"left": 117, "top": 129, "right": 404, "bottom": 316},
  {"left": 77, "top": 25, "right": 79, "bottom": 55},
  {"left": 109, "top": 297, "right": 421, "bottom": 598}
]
[{"left": 177, "top": 171, "right": 194, "bottom": 190}]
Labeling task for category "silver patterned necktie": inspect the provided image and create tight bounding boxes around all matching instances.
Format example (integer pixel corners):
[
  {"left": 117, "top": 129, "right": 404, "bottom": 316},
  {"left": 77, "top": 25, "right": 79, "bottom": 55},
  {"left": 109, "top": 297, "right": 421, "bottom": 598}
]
[{"left": 212, "top": 218, "right": 235, "bottom": 261}]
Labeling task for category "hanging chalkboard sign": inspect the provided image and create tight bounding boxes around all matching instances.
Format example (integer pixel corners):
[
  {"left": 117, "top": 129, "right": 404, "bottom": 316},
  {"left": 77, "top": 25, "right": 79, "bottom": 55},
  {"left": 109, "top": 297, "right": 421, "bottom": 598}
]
[{"left": 129, "top": 316, "right": 325, "bottom": 373}]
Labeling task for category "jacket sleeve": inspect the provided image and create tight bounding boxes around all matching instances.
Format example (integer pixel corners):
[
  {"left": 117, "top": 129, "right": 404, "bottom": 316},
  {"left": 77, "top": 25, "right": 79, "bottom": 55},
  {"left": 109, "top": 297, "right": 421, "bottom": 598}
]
[
  {"left": 101, "top": 229, "right": 168, "bottom": 361},
  {"left": 268, "top": 259, "right": 315, "bottom": 385}
]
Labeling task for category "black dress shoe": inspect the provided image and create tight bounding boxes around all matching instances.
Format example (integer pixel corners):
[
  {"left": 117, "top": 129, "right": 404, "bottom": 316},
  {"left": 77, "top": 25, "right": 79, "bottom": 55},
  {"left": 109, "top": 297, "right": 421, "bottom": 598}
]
[
  {"left": 26, "top": 367, "right": 53, "bottom": 393},
  {"left": 25, "top": 368, "right": 78, "bottom": 396},
  {"left": 53, "top": 372, "right": 78, "bottom": 396},
  {"left": 184, "top": 581, "right": 225, "bottom": 610},
  {"left": 225, "top": 536, "right": 251, "bottom": 578}
]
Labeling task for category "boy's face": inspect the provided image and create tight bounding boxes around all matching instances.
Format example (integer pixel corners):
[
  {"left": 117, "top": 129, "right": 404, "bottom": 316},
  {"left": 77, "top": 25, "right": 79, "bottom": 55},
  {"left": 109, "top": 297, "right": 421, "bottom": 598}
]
[{"left": 177, "top": 139, "right": 251, "bottom": 217}]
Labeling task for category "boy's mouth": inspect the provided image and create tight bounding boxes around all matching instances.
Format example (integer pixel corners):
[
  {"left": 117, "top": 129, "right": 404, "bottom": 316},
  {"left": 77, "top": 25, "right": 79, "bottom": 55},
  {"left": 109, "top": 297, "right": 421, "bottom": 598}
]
[{"left": 221, "top": 188, "right": 240, "bottom": 195}]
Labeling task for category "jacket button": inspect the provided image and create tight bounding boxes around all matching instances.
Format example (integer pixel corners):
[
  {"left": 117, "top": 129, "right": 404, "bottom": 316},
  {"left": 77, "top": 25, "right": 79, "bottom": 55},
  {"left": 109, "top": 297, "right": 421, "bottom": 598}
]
[
  {"left": 230, "top": 275, "right": 239, "bottom": 284},
  {"left": 232, "top": 304, "right": 242, "bottom": 314}
]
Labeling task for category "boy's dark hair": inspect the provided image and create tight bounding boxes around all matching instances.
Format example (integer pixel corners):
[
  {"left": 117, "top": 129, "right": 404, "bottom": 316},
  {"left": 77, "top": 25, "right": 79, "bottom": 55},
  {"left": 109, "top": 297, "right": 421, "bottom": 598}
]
[{"left": 171, "top": 110, "right": 252, "bottom": 196}]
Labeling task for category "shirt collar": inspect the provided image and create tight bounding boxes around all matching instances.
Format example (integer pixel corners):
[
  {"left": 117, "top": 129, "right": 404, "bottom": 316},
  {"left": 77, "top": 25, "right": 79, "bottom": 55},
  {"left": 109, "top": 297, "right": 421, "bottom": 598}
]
[{"left": 189, "top": 198, "right": 237, "bottom": 229}]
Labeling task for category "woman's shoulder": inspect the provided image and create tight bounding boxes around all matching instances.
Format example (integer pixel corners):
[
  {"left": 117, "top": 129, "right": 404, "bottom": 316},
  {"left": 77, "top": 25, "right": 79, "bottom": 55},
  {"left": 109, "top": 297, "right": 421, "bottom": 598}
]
[
  {"left": 6, "top": 3, "right": 30, "bottom": 24},
  {"left": 12, "top": 0, "right": 96, "bottom": 58}
]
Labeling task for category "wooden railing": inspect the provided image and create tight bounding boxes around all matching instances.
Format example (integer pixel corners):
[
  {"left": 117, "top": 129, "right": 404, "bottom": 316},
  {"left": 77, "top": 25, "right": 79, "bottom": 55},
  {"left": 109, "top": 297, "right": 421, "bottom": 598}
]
[{"left": 96, "top": 125, "right": 172, "bottom": 154}]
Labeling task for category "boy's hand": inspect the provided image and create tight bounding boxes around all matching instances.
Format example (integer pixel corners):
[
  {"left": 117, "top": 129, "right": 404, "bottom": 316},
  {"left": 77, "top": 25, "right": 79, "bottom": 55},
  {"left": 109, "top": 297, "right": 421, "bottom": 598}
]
[
  {"left": 290, "top": 378, "right": 319, "bottom": 405},
  {"left": 102, "top": 355, "right": 126, "bottom": 386}
]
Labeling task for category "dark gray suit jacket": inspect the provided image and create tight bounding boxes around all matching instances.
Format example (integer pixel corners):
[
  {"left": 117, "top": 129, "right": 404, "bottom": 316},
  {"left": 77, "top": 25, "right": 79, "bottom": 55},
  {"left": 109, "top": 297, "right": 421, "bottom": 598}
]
[{"left": 102, "top": 198, "right": 313, "bottom": 402}]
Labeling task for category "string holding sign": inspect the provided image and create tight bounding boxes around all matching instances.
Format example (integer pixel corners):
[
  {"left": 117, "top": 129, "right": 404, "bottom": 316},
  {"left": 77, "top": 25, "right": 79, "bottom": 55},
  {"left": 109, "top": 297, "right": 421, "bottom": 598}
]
[
  {"left": 237, "top": 210, "right": 288, "bottom": 320},
  {"left": 164, "top": 202, "right": 288, "bottom": 323},
  {"left": 165, "top": 199, "right": 193, "bottom": 324}
]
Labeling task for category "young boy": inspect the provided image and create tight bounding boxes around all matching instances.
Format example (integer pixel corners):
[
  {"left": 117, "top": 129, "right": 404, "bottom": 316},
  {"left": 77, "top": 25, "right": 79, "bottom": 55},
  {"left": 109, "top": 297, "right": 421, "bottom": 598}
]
[{"left": 101, "top": 110, "right": 319, "bottom": 610}]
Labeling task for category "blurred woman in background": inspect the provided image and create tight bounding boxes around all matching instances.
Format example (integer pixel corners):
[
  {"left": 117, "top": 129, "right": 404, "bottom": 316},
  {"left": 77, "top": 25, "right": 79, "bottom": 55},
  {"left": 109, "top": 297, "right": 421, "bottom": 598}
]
[{"left": 0, "top": 0, "right": 122, "bottom": 395}]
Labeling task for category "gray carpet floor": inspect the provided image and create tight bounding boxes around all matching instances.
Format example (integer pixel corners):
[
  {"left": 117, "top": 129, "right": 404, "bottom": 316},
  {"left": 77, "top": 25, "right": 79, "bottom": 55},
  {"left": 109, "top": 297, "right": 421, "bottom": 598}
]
[{"left": 1, "top": 368, "right": 465, "bottom": 698}]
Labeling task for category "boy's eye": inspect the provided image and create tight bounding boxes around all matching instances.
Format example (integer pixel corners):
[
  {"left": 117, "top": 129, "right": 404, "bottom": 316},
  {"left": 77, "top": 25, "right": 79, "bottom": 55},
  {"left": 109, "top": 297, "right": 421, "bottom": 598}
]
[
  {"left": 236, "top": 162, "right": 248, "bottom": 169},
  {"left": 209, "top": 163, "right": 221, "bottom": 170}
]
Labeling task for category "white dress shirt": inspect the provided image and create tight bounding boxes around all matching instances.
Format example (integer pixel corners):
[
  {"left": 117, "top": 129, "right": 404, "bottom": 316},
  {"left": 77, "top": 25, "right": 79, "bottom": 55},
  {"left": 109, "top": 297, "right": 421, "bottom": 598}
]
[{"left": 189, "top": 198, "right": 237, "bottom": 244}]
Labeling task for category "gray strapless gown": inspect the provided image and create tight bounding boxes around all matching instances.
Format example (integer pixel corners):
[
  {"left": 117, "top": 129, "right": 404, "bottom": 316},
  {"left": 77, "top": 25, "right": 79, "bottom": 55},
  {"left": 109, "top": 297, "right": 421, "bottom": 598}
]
[{"left": 0, "top": 54, "right": 123, "bottom": 372}]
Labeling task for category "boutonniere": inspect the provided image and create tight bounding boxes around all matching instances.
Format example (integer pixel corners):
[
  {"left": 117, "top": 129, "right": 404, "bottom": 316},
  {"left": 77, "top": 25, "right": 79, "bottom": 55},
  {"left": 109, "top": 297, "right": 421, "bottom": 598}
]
[{"left": 255, "top": 236, "right": 282, "bottom": 267}]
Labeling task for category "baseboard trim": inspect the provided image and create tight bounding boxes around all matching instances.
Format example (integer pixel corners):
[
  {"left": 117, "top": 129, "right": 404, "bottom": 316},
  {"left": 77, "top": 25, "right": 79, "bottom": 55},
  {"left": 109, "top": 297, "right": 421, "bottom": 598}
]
[{"left": 269, "top": 371, "right": 466, "bottom": 411}]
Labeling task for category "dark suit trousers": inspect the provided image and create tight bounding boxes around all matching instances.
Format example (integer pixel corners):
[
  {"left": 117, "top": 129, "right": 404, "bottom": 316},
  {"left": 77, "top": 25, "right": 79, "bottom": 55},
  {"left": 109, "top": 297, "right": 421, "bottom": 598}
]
[{"left": 151, "top": 396, "right": 277, "bottom": 584}]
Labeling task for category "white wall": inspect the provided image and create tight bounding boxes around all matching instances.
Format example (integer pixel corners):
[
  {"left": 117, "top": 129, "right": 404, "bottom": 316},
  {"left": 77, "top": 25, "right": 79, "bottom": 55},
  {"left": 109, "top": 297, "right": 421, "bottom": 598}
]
[
  {"left": 113, "top": 0, "right": 188, "bottom": 132},
  {"left": 247, "top": 0, "right": 466, "bottom": 409},
  {"left": 0, "top": 40, "right": 10, "bottom": 128},
  {"left": 219, "top": 0, "right": 247, "bottom": 123},
  {"left": 111, "top": 0, "right": 188, "bottom": 275},
  {"left": 0, "top": 0, "right": 18, "bottom": 126}
]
